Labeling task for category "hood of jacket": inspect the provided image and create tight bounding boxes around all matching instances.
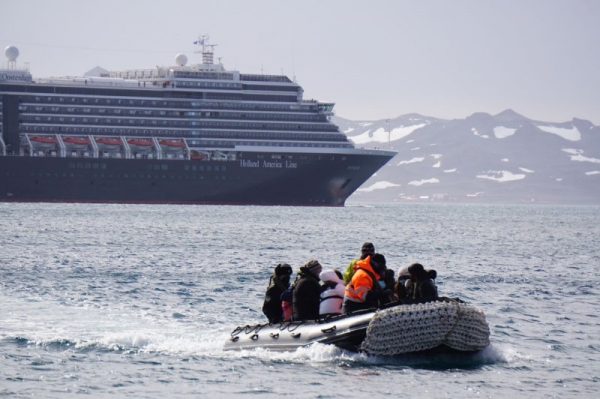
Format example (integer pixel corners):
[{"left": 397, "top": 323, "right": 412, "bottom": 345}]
[
  {"left": 355, "top": 256, "right": 379, "bottom": 280},
  {"left": 319, "top": 270, "right": 343, "bottom": 286}
]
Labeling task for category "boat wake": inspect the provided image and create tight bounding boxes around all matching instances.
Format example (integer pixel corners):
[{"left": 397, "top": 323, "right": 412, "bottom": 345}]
[{"left": 1, "top": 293, "right": 508, "bottom": 369}]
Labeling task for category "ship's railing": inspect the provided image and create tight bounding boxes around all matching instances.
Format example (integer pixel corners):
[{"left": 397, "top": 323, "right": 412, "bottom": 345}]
[{"left": 110, "top": 68, "right": 169, "bottom": 80}]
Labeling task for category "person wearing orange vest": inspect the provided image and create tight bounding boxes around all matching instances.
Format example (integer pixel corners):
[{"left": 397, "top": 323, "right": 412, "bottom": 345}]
[
  {"left": 342, "top": 253, "right": 387, "bottom": 314},
  {"left": 342, "top": 242, "right": 375, "bottom": 284}
]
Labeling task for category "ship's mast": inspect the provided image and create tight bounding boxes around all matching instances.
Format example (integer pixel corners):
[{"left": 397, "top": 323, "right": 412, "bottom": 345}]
[{"left": 194, "top": 35, "right": 217, "bottom": 65}]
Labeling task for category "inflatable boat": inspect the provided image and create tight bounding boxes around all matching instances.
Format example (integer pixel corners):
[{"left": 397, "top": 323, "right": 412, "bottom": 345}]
[{"left": 224, "top": 300, "right": 490, "bottom": 356}]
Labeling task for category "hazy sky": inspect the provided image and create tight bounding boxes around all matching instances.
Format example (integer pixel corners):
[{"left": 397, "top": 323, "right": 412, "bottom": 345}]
[{"left": 1, "top": 0, "right": 598, "bottom": 123}]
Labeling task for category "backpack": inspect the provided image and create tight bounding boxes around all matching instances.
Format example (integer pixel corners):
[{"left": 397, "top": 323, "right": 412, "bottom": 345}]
[
  {"left": 278, "top": 270, "right": 303, "bottom": 322},
  {"left": 280, "top": 284, "right": 295, "bottom": 322},
  {"left": 342, "top": 259, "right": 359, "bottom": 284}
]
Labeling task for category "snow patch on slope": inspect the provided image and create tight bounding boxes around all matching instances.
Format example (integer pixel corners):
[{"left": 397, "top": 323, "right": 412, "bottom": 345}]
[
  {"left": 408, "top": 178, "right": 440, "bottom": 186},
  {"left": 494, "top": 126, "right": 517, "bottom": 139},
  {"left": 471, "top": 128, "right": 489, "bottom": 139},
  {"left": 537, "top": 125, "right": 581, "bottom": 141},
  {"left": 476, "top": 170, "right": 526, "bottom": 182},
  {"left": 349, "top": 124, "right": 427, "bottom": 144},
  {"left": 397, "top": 157, "right": 425, "bottom": 166},
  {"left": 519, "top": 167, "right": 535, "bottom": 173},
  {"left": 562, "top": 148, "right": 600, "bottom": 163},
  {"left": 357, "top": 181, "right": 400, "bottom": 192}
]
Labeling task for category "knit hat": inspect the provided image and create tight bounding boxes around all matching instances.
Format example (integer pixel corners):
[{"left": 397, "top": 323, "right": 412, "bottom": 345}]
[
  {"left": 304, "top": 260, "right": 323, "bottom": 277},
  {"left": 319, "top": 269, "right": 343, "bottom": 284}
]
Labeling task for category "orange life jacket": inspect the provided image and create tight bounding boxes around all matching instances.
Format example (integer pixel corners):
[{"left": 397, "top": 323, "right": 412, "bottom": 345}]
[{"left": 344, "top": 256, "right": 380, "bottom": 303}]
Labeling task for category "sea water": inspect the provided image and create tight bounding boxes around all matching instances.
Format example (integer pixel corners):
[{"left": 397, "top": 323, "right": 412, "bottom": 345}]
[{"left": 0, "top": 203, "right": 598, "bottom": 398}]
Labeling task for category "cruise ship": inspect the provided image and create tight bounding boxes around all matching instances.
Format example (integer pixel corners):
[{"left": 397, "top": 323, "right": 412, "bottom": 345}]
[{"left": 0, "top": 38, "right": 395, "bottom": 206}]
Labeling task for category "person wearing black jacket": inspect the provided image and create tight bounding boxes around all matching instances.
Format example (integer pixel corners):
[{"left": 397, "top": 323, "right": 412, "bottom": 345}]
[
  {"left": 262, "top": 263, "right": 293, "bottom": 323},
  {"left": 405, "top": 263, "right": 439, "bottom": 303},
  {"left": 292, "top": 260, "right": 323, "bottom": 321}
]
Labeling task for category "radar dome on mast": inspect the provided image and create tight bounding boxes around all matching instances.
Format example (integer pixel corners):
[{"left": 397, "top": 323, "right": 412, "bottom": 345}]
[
  {"left": 5, "top": 45, "right": 19, "bottom": 69},
  {"left": 175, "top": 53, "right": 188, "bottom": 66},
  {"left": 5, "top": 46, "right": 19, "bottom": 61}
]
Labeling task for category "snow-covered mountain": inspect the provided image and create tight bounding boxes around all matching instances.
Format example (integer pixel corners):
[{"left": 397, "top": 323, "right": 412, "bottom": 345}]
[{"left": 335, "top": 110, "right": 600, "bottom": 204}]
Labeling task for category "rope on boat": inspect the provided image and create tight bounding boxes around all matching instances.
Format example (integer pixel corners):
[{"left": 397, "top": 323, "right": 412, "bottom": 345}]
[
  {"left": 360, "top": 301, "right": 490, "bottom": 356},
  {"left": 231, "top": 320, "right": 305, "bottom": 338}
]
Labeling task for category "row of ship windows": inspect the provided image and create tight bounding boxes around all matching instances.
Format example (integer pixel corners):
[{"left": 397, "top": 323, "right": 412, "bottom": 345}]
[
  {"left": 241, "top": 84, "right": 299, "bottom": 92},
  {"left": 172, "top": 71, "right": 235, "bottom": 80},
  {"left": 239, "top": 74, "right": 292, "bottom": 83},
  {"left": 5, "top": 171, "right": 229, "bottom": 180},
  {"left": 20, "top": 115, "right": 337, "bottom": 131},
  {"left": 175, "top": 81, "right": 241, "bottom": 89},
  {"left": 64, "top": 162, "right": 227, "bottom": 172},
  {"left": 204, "top": 93, "right": 296, "bottom": 102},
  {"left": 8, "top": 160, "right": 227, "bottom": 174},
  {"left": 173, "top": 81, "right": 299, "bottom": 92},
  {"left": 20, "top": 105, "right": 327, "bottom": 122},
  {"left": 21, "top": 96, "right": 318, "bottom": 112}
]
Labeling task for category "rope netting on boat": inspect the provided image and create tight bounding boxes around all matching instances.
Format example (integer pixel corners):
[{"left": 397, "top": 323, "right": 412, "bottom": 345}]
[{"left": 361, "top": 301, "right": 490, "bottom": 356}]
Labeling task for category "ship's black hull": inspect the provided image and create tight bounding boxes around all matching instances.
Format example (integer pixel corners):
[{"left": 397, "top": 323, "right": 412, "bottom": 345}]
[{"left": 0, "top": 150, "right": 392, "bottom": 206}]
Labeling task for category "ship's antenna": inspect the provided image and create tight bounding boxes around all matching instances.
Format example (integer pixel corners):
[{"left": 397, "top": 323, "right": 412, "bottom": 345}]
[
  {"left": 194, "top": 35, "right": 217, "bottom": 65},
  {"left": 291, "top": 45, "right": 296, "bottom": 83}
]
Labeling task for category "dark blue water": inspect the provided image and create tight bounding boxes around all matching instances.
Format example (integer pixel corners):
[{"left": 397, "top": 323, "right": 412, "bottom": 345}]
[{"left": 1, "top": 203, "right": 599, "bottom": 398}]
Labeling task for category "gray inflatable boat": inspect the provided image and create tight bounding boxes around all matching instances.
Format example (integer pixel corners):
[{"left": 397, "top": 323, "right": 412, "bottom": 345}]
[{"left": 224, "top": 301, "right": 490, "bottom": 356}]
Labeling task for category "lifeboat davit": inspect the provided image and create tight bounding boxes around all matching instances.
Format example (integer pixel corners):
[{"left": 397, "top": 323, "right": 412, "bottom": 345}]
[
  {"left": 224, "top": 300, "right": 490, "bottom": 356},
  {"left": 63, "top": 136, "right": 90, "bottom": 145},
  {"left": 159, "top": 139, "right": 185, "bottom": 148},
  {"left": 95, "top": 137, "right": 122, "bottom": 146},
  {"left": 190, "top": 150, "right": 209, "bottom": 160},
  {"left": 30, "top": 135, "right": 57, "bottom": 144}
]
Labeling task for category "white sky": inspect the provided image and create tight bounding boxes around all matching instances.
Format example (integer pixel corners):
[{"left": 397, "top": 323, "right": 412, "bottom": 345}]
[{"left": 1, "top": 0, "right": 598, "bottom": 124}]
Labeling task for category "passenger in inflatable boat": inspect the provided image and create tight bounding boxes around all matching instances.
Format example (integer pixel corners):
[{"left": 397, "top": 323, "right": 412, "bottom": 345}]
[
  {"left": 342, "top": 253, "right": 387, "bottom": 314},
  {"left": 319, "top": 269, "right": 345, "bottom": 316},
  {"left": 395, "top": 266, "right": 411, "bottom": 299},
  {"left": 343, "top": 242, "right": 375, "bottom": 284},
  {"left": 292, "top": 260, "right": 323, "bottom": 321},
  {"left": 280, "top": 286, "right": 293, "bottom": 322},
  {"left": 404, "top": 263, "right": 439, "bottom": 303},
  {"left": 262, "top": 263, "right": 293, "bottom": 323},
  {"left": 380, "top": 268, "right": 398, "bottom": 304}
]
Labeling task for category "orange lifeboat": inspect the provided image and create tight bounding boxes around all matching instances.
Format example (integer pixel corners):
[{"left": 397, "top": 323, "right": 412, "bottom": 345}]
[
  {"left": 30, "top": 136, "right": 58, "bottom": 144},
  {"left": 159, "top": 139, "right": 185, "bottom": 148},
  {"left": 127, "top": 138, "right": 154, "bottom": 147},
  {"left": 63, "top": 136, "right": 90, "bottom": 145},
  {"left": 95, "top": 137, "right": 123, "bottom": 146}
]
